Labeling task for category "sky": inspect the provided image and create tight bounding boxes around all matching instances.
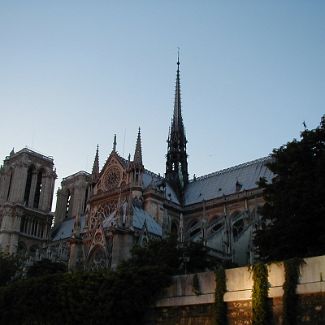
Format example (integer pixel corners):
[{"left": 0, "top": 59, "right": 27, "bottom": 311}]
[{"left": 0, "top": 1, "right": 324, "bottom": 210}]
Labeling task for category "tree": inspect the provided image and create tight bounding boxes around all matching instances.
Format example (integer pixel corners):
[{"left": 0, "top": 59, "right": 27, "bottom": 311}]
[
  {"left": 179, "top": 241, "right": 220, "bottom": 274},
  {"left": 26, "top": 259, "right": 67, "bottom": 278},
  {"left": 119, "top": 235, "right": 180, "bottom": 275},
  {"left": 119, "top": 235, "right": 220, "bottom": 275},
  {"left": 254, "top": 116, "right": 325, "bottom": 262},
  {"left": 0, "top": 236, "right": 220, "bottom": 324},
  {"left": 0, "top": 253, "right": 19, "bottom": 286}
]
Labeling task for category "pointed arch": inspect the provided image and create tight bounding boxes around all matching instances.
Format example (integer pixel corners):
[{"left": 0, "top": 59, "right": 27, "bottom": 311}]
[
  {"left": 6, "top": 167, "right": 14, "bottom": 201},
  {"left": 171, "top": 222, "right": 178, "bottom": 236},
  {"left": 24, "top": 165, "right": 35, "bottom": 205},
  {"left": 87, "top": 245, "right": 108, "bottom": 270},
  {"left": 65, "top": 189, "right": 71, "bottom": 218},
  {"left": 33, "top": 168, "right": 44, "bottom": 208}
]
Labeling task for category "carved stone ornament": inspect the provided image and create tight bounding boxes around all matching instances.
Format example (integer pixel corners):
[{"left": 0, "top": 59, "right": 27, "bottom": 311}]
[{"left": 104, "top": 166, "right": 121, "bottom": 190}]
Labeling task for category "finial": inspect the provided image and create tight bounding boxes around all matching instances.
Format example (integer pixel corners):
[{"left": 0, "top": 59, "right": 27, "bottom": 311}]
[
  {"left": 177, "top": 47, "right": 180, "bottom": 69},
  {"left": 113, "top": 134, "right": 117, "bottom": 152}
]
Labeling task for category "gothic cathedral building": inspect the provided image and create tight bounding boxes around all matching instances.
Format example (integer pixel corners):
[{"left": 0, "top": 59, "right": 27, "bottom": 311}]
[{"left": 0, "top": 59, "right": 273, "bottom": 269}]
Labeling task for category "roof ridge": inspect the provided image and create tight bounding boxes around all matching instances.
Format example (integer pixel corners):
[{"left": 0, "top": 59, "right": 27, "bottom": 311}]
[
  {"left": 7, "top": 147, "right": 54, "bottom": 162},
  {"left": 144, "top": 168, "right": 163, "bottom": 179},
  {"left": 193, "top": 156, "right": 272, "bottom": 182},
  {"left": 63, "top": 171, "right": 90, "bottom": 181}
]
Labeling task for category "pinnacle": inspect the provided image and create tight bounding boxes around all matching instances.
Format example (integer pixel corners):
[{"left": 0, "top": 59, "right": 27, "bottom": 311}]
[
  {"left": 92, "top": 145, "right": 99, "bottom": 181},
  {"left": 113, "top": 134, "right": 117, "bottom": 152},
  {"left": 133, "top": 127, "right": 143, "bottom": 165}
]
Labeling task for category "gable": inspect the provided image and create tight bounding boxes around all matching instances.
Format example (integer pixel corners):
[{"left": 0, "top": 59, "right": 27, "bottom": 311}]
[{"left": 96, "top": 153, "right": 128, "bottom": 192}]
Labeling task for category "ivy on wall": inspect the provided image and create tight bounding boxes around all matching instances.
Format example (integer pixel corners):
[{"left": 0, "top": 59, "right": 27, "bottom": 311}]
[
  {"left": 214, "top": 266, "right": 227, "bottom": 325},
  {"left": 251, "top": 263, "right": 270, "bottom": 325},
  {"left": 283, "top": 258, "right": 303, "bottom": 325}
]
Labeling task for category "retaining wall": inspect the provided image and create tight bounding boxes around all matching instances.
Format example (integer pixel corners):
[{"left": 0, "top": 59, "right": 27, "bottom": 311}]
[{"left": 145, "top": 255, "right": 325, "bottom": 324}]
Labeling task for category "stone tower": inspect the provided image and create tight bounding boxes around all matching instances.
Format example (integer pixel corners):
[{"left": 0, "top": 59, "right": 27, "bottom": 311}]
[
  {"left": 165, "top": 55, "right": 189, "bottom": 204},
  {"left": 0, "top": 148, "right": 56, "bottom": 255},
  {"left": 54, "top": 171, "right": 91, "bottom": 227}
]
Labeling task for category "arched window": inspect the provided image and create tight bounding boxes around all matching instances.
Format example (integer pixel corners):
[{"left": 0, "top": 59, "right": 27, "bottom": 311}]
[
  {"left": 20, "top": 215, "right": 26, "bottom": 233},
  {"left": 65, "top": 190, "right": 71, "bottom": 218},
  {"left": 189, "top": 219, "right": 201, "bottom": 238},
  {"left": 211, "top": 222, "right": 223, "bottom": 233},
  {"left": 24, "top": 165, "right": 34, "bottom": 205},
  {"left": 190, "top": 227, "right": 201, "bottom": 238},
  {"left": 171, "top": 222, "right": 178, "bottom": 236},
  {"left": 6, "top": 168, "right": 14, "bottom": 201},
  {"left": 83, "top": 186, "right": 89, "bottom": 213},
  {"left": 189, "top": 220, "right": 199, "bottom": 229},
  {"left": 33, "top": 169, "right": 43, "bottom": 208},
  {"left": 208, "top": 216, "right": 224, "bottom": 234},
  {"left": 88, "top": 247, "right": 107, "bottom": 271},
  {"left": 233, "top": 219, "right": 245, "bottom": 241},
  {"left": 141, "top": 237, "right": 148, "bottom": 246}
]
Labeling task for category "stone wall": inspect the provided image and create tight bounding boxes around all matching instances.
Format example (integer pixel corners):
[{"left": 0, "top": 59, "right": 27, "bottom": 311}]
[{"left": 147, "top": 255, "right": 325, "bottom": 324}]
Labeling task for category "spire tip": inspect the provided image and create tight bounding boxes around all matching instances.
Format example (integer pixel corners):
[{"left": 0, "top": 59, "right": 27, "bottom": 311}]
[{"left": 113, "top": 134, "right": 117, "bottom": 152}]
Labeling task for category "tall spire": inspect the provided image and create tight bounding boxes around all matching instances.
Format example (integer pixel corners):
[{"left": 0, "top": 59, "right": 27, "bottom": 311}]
[
  {"left": 165, "top": 52, "right": 189, "bottom": 203},
  {"left": 92, "top": 145, "right": 99, "bottom": 182},
  {"left": 133, "top": 127, "right": 143, "bottom": 165},
  {"left": 172, "top": 49, "right": 183, "bottom": 134},
  {"left": 113, "top": 134, "right": 117, "bottom": 152}
]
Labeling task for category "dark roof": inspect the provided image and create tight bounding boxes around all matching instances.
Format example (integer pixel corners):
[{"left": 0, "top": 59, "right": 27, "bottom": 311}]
[
  {"left": 51, "top": 215, "right": 86, "bottom": 241},
  {"left": 184, "top": 157, "right": 273, "bottom": 205},
  {"left": 143, "top": 170, "right": 180, "bottom": 204},
  {"left": 132, "top": 207, "right": 162, "bottom": 236},
  {"left": 5, "top": 148, "right": 54, "bottom": 163}
]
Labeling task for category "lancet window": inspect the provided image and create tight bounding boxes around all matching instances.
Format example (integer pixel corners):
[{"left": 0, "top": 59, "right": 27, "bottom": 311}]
[{"left": 33, "top": 169, "right": 43, "bottom": 208}]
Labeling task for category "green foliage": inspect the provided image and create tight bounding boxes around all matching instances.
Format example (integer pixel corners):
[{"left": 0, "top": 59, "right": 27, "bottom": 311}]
[
  {"left": 283, "top": 258, "right": 303, "bottom": 325},
  {"left": 251, "top": 263, "right": 270, "bottom": 325},
  {"left": 180, "top": 241, "right": 220, "bottom": 274},
  {"left": 214, "top": 265, "right": 227, "bottom": 325},
  {"left": 26, "top": 258, "right": 67, "bottom": 278},
  {"left": 0, "top": 253, "right": 20, "bottom": 286},
  {"left": 119, "top": 235, "right": 180, "bottom": 275},
  {"left": 122, "top": 235, "right": 219, "bottom": 275},
  {"left": 254, "top": 116, "right": 325, "bottom": 262},
  {"left": 0, "top": 237, "right": 178, "bottom": 325},
  {"left": 0, "top": 236, "right": 220, "bottom": 324},
  {"left": 0, "top": 264, "right": 170, "bottom": 325}
]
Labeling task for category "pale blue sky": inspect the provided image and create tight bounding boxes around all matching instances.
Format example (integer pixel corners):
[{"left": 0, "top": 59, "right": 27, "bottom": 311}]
[{"left": 0, "top": 1, "right": 324, "bottom": 209}]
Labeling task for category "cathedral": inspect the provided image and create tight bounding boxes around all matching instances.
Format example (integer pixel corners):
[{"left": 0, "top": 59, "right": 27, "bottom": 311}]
[{"left": 0, "top": 59, "right": 273, "bottom": 270}]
